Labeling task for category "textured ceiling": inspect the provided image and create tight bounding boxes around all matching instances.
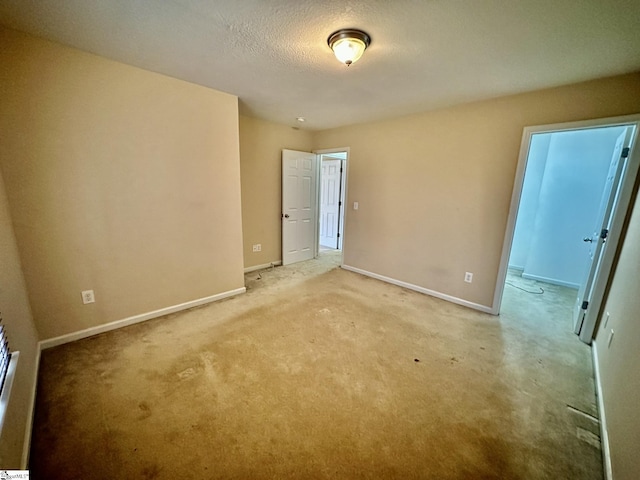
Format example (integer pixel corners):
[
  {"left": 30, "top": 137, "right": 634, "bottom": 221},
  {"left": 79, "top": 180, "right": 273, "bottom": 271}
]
[{"left": 1, "top": 0, "right": 640, "bottom": 130}]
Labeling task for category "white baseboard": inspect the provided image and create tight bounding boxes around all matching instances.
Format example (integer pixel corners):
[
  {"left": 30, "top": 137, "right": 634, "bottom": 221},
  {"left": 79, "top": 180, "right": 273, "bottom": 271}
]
[
  {"left": 341, "top": 265, "right": 493, "bottom": 314},
  {"left": 521, "top": 272, "right": 579, "bottom": 289},
  {"left": 592, "top": 340, "right": 613, "bottom": 480},
  {"left": 22, "top": 286, "right": 245, "bottom": 467},
  {"left": 21, "top": 347, "right": 40, "bottom": 469},
  {"left": 39, "top": 287, "right": 246, "bottom": 350},
  {"left": 244, "top": 261, "right": 282, "bottom": 273}
]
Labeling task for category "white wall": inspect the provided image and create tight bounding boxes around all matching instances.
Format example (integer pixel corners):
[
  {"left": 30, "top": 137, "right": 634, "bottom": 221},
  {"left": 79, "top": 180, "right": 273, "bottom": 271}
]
[
  {"left": 510, "top": 127, "right": 625, "bottom": 287},
  {"left": 509, "top": 134, "right": 551, "bottom": 268}
]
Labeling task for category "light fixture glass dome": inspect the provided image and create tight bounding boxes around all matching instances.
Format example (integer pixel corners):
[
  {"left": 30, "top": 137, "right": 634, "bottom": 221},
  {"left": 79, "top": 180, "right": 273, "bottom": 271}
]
[{"left": 328, "top": 29, "right": 371, "bottom": 66}]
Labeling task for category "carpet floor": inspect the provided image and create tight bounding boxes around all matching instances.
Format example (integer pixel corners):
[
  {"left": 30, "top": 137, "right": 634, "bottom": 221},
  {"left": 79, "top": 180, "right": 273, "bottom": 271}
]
[{"left": 29, "top": 253, "right": 603, "bottom": 479}]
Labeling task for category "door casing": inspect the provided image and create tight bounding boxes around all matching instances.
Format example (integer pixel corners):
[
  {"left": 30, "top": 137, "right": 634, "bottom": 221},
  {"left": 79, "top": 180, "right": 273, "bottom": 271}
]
[
  {"left": 493, "top": 114, "right": 640, "bottom": 344},
  {"left": 314, "top": 148, "right": 350, "bottom": 261}
]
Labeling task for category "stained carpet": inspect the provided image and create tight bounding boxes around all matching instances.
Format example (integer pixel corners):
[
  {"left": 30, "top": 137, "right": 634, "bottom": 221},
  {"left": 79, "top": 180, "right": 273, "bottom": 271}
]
[{"left": 29, "top": 255, "right": 603, "bottom": 479}]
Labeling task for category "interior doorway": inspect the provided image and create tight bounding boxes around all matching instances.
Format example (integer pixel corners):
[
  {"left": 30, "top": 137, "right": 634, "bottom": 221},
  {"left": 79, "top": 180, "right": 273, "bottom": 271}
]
[
  {"left": 318, "top": 152, "right": 346, "bottom": 250},
  {"left": 315, "top": 149, "right": 348, "bottom": 259},
  {"left": 494, "top": 115, "right": 640, "bottom": 344},
  {"left": 281, "top": 148, "right": 349, "bottom": 267}
]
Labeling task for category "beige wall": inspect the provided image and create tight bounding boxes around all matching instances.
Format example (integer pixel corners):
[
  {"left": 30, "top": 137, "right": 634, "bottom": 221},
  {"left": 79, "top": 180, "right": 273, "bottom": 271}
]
[
  {"left": 594, "top": 190, "right": 640, "bottom": 480},
  {"left": 0, "top": 28, "right": 245, "bottom": 340},
  {"left": 0, "top": 169, "right": 40, "bottom": 468},
  {"left": 313, "top": 73, "right": 640, "bottom": 307},
  {"left": 239, "top": 115, "right": 313, "bottom": 268},
  {"left": 1, "top": 24, "right": 639, "bottom": 472}
]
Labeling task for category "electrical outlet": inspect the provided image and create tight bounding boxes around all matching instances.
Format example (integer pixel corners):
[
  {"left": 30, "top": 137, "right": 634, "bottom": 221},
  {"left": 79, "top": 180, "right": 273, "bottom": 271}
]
[
  {"left": 353, "top": 202, "right": 359, "bottom": 210},
  {"left": 82, "top": 290, "right": 95, "bottom": 304},
  {"left": 464, "top": 272, "right": 473, "bottom": 283},
  {"left": 252, "top": 244, "right": 262, "bottom": 252}
]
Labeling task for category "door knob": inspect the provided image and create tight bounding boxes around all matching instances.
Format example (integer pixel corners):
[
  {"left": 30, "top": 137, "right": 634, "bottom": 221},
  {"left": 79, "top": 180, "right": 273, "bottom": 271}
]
[
  {"left": 284, "top": 214, "right": 290, "bottom": 218},
  {"left": 583, "top": 237, "right": 593, "bottom": 243}
]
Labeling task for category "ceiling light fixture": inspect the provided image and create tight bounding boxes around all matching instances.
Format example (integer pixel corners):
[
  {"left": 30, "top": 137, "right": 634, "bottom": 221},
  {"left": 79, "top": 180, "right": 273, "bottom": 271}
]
[{"left": 327, "top": 29, "right": 371, "bottom": 66}]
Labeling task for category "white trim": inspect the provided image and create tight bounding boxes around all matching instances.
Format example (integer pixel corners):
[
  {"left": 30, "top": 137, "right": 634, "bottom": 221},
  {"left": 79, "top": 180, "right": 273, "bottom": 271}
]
[
  {"left": 492, "top": 125, "right": 533, "bottom": 315},
  {"left": 592, "top": 340, "right": 613, "bottom": 480},
  {"left": 520, "top": 273, "right": 579, "bottom": 290},
  {"left": 313, "top": 147, "right": 351, "bottom": 156},
  {"left": 0, "top": 351, "right": 20, "bottom": 438},
  {"left": 314, "top": 147, "right": 350, "bottom": 262},
  {"left": 342, "top": 265, "right": 493, "bottom": 314},
  {"left": 21, "top": 347, "right": 40, "bottom": 469},
  {"left": 282, "top": 149, "right": 319, "bottom": 266},
  {"left": 493, "top": 114, "right": 640, "bottom": 323},
  {"left": 39, "top": 287, "right": 246, "bottom": 350},
  {"left": 244, "top": 261, "right": 282, "bottom": 273},
  {"left": 517, "top": 114, "right": 640, "bottom": 136},
  {"left": 21, "top": 286, "right": 246, "bottom": 466},
  {"left": 579, "top": 124, "right": 640, "bottom": 343}
]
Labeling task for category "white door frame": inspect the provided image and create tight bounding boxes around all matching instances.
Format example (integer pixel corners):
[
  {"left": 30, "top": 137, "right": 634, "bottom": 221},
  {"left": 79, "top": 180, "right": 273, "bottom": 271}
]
[
  {"left": 313, "top": 147, "right": 350, "bottom": 262},
  {"left": 492, "top": 114, "right": 640, "bottom": 343}
]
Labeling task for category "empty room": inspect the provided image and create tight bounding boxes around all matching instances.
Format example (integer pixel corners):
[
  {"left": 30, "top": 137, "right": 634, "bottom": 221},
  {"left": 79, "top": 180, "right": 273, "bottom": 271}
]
[{"left": 1, "top": 1, "right": 640, "bottom": 479}]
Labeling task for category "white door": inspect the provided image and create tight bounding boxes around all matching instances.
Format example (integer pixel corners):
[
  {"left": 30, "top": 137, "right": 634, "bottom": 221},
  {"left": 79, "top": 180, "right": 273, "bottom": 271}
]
[
  {"left": 282, "top": 149, "right": 317, "bottom": 266},
  {"left": 319, "top": 158, "right": 342, "bottom": 249},
  {"left": 573, "top": 129, "right": 629, "bottom": 333}
]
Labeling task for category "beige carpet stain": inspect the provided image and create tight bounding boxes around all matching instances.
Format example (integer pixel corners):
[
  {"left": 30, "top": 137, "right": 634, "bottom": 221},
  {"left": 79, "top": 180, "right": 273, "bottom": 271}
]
[{"left": 30, "top": 257, "right": 602, "bottom": 479}]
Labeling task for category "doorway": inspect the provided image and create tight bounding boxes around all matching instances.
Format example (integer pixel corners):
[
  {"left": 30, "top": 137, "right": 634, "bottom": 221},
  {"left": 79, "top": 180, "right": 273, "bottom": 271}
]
[
  {"left": 281, "top": 148, "right": 349, "bottom": 267},
  {"left": 318, "top": 152, "right": 346, "bottom": 251},
  {"left": 494, "top": 115, "right": 640, "bottom": 344},
  {"left": 315, "top": 148, "right": 348, "bottom": 262}
]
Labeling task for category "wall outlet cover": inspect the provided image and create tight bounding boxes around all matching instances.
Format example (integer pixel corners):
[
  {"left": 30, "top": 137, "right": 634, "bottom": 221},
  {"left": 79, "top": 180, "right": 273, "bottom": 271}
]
[{"left": 82, "top": 290, "right": 95, "bottom": 304}]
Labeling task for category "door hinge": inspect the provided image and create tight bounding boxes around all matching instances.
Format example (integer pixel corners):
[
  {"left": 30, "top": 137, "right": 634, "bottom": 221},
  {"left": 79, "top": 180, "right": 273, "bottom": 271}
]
[
  {"left": 600, "top": 228, "right": 608, "bottom": 240},
  {"left": 621, "top": 147, "right": 630, "bottom": 158},
  {"left": 337, "top": 233, "right": 341, "bottom": 238},
  {"left": 581, "top": 300, "right": 589, "bottom": 310},
  {"left": 338, "top": 201, "right": 342, "bottom": 207},
  {"left": 340, "top": 167, "right": 343, "bottom": 173}
]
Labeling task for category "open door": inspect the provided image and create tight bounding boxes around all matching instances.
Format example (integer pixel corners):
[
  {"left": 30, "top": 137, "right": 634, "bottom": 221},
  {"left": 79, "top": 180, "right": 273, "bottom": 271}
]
[
  {"left": 573, "top": 129, "right": 631, "bottom": 334},
  {"left": 319, "top": 157, "right": 343, "bottom": 249},
  {"left": 282, "top": 149, "right": 317, "bottom": 266},
  {"left": 494, "top": 115, "right": 640, "bottom": 344}
]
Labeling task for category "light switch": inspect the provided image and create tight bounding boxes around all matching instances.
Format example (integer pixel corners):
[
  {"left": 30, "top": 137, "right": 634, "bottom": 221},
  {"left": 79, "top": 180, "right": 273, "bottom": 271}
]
[{"left": 353, "top": 202, "right": 359, "bottom": 210}]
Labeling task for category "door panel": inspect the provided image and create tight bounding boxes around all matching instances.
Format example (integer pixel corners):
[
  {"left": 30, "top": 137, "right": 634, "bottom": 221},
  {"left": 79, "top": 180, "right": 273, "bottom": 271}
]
[
  {"left": 319, "top": 159, "right": 341, "bottom": 248},
  {"left": 282, "top": 150, "right": 317, "bottom": 266},
  {"left": 573, "top": 129, "right": 629, "bottom": 333}
]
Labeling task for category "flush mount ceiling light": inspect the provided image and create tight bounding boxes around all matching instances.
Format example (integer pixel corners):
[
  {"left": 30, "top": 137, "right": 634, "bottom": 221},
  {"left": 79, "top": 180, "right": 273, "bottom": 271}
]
[{"left": 327, "top": 29, "right": 371, "bottom": 66}]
